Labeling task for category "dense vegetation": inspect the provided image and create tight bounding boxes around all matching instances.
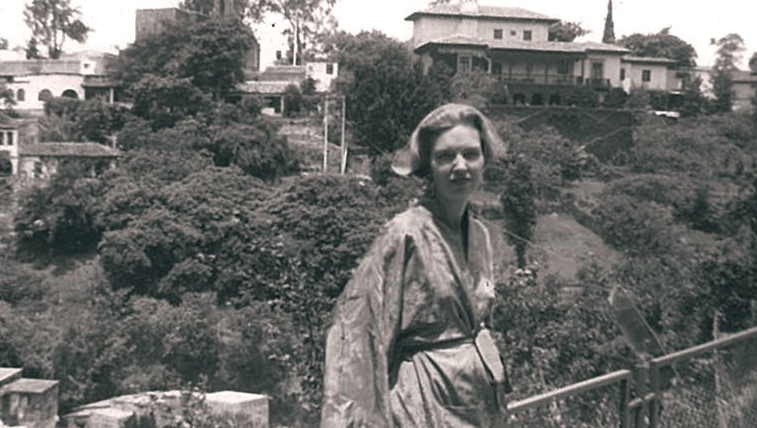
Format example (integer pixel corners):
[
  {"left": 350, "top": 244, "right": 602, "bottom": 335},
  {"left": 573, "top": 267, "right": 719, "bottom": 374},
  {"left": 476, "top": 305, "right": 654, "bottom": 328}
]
[{"left": 2, "top": 23, "right": 757, "bottom": 428}]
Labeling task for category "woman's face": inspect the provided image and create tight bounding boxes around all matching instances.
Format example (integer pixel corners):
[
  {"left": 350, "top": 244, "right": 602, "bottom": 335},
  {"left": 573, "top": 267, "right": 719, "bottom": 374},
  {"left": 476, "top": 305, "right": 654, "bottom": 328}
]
[{"left": 429, "top": 123, "right": 484, "bottom": 204}]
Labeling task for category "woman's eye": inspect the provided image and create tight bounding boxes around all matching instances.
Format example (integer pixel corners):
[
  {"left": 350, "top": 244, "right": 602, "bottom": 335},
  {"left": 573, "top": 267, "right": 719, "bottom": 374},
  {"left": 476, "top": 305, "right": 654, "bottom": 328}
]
[
  {"left": 464, "top": 151, "right": 481, "bottom": 161},
  {"left": 436, "top": 153, "right": 454, "bottom": 163}
]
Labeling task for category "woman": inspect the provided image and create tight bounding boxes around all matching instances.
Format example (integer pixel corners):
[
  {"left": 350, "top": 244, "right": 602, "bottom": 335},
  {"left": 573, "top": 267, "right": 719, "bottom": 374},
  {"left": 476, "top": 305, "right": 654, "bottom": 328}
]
[{"left": 321, "top": 103, "right": 509, "bottom": 427}]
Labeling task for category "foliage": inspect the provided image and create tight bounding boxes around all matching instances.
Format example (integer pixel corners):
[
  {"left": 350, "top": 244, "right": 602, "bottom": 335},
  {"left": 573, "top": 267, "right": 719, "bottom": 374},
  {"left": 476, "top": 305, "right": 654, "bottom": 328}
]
[
  {"left": 25, "top": 38, "right": 41, "bottom": 59},
  {"left": 115, "top": 18, "right": 255, "bottom": 101},
  {"left": 23, "top": 0, "right": 91, "bottom": 59},
  {"left": 41, "top": 97, "right": 130, "bottom": 143},
  {"left": 750, "top": 52, "right": 757, "bottom": 74},
  {"left": 14, "top": 164, "right": 106, "bottom": 258},
  {"left": 679, "top": 74, "right": 706, "bottom": 117},
  {"left": 602, "top": 0, "right": 615, "bottom": 44},
  {"left": 130, "top": 75, "right": 212, "bottom": 129},
  {"left": 210, "top": 122, "right": 299, "bottom": 180},
  {"left": 548, "top": 21, "right": 589, "bottom": 42},
  {"left": 710, "top": 33, "right": 746, "bottom": 113},
  {"left": 330, "top": 31, "right": 447, "bottom": 155},
  {"left": 267, "top": 0, "right": 338, "bottom": 63},
  {"left": 449, "top": 70, "right": 508, "bottom": 110},
  {"left": 618, "top": 27, "right": 697, "bottom": 67},
  {"left": 593, "top": 194, "right": 674, "bottom": 256},
  {"left": 283, "top": 83, "right": 303, "bottom": 118},
  {"left": 603, "top": 87, "right": 628, "bottom": 108},
  {"left": 490, "top": 156, "right": 537, "bottom": 267}
]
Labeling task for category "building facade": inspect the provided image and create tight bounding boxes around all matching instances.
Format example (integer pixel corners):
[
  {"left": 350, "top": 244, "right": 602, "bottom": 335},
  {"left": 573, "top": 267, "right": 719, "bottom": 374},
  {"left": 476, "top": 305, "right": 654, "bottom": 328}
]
[
  {"left": 405, "top": 0, "right": 696, "bottom": 106},
  {"left": 0, "top": 52, "right": 121, "bottom": 114}
]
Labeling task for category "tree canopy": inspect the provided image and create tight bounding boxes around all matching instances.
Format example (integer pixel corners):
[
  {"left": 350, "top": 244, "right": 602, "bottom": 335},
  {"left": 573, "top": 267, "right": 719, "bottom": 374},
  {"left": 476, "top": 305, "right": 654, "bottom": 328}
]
[
  {"left": 618, "top": 28, "right": 697, "bottom": 67},
  {"left": 115, "top": 18, "right": 255, "bottom": 102},
  {"left": 23, "top": 0, "right": 91, "bottom": 59},
  {"left": 710, "top": 33, "right": 746, "bottom": 113},
  {"left": 548, "top": 21, "right": 590, "bottom": 42}
]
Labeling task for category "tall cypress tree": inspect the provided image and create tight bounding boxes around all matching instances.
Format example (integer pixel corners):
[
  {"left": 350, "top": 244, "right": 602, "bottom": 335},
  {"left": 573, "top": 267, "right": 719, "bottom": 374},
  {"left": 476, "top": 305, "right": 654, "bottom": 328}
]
[{"left": 602, "top": 0, "right": 615, "bottom": 44}]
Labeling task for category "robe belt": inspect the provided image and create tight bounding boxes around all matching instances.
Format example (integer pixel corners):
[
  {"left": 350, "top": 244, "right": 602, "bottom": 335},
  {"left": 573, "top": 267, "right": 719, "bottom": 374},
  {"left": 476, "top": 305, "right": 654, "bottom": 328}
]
[{"left": 399, "top": 335, "right": 475, "bottom": 360}]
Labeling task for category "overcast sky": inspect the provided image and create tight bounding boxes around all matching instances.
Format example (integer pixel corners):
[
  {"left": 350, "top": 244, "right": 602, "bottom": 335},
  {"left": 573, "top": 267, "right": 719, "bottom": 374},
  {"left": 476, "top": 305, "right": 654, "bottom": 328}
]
[{"left": 1, "top": 0, "right": 755, "bottom": 67}]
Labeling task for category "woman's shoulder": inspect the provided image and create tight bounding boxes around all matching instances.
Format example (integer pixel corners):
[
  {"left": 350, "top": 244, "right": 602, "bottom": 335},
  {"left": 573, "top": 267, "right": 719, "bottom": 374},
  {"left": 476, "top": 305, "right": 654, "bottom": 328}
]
[{"left": 384, "top": 205, "right": 433, "bottom": 237}]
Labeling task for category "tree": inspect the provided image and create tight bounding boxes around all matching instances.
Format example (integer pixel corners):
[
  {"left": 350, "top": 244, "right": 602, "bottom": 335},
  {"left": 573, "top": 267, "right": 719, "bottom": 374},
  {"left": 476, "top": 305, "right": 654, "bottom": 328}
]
[
  {"left": 25, "top": 38, "right": 41, "bottom": 59},
  {"left": 115, "top": 18, "right": 255, "bottom": 101},
  {"left": 548, "top": 21, "right": 589, "bottom": 42},
  {"left": 267, "top": 0, "right": 338, "bottom": 64},
  {"left": 679, "top": 74, "right": 706, "bottom": 117},
  {"left": 329, "top": 31, "right": 447, "bottom": 155},
  {"left": 618, "top": 28, "right": 697, "bottom": 67},
  {"left": 180, "top": 0, "right": 267, "bottom": 22},
  {"left": 23, "top": 0, "right": 91, "bottom": 59},
  {"left": 748, "top": 52, "right": 757, "bottom": 74},
  {"left": 710, "top": 33, "right": 745, "bottom": 113},
  {"left": 602, "top": 0, "right": 615, "bottom": 44},
  {"left": 496, "top": 157, "right": 537, "bottom": 267}
]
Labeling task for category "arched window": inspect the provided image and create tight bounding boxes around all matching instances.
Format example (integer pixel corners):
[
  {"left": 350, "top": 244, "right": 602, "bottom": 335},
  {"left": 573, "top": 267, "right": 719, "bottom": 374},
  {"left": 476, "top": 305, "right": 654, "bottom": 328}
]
[
  {"left": 17, "top": 88, "right": 25, "bottom": 101},
  {"left": 38, "top": 89, "right": 53, "bottom": 101},
  {"left": 61, "top": 89, "right": 79, "bottom": 99}
]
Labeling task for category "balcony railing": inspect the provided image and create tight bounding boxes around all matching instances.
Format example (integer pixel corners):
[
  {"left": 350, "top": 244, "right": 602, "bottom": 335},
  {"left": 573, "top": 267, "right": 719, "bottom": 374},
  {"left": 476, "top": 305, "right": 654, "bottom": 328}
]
[
  {"left": 497, "top": 73, "right": 610, "bottom": 88},
  {"left": 505, "top": 325, "right": 757, "bottom": 427}
]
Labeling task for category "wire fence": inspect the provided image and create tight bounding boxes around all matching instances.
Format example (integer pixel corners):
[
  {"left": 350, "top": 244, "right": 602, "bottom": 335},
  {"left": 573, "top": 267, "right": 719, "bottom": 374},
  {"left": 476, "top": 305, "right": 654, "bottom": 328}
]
[
  {"left": 505, "top": 325, "right": 757, "bottom": 428},
  {"left": 651, "top": 329, "right": 757, "bottom": 428}
]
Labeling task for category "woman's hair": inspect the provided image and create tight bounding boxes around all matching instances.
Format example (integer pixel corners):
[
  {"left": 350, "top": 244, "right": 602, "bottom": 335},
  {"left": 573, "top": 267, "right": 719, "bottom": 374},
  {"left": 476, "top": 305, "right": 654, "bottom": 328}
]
[{"left": 392, "top": 103, "right": 507, "bottom": 178}]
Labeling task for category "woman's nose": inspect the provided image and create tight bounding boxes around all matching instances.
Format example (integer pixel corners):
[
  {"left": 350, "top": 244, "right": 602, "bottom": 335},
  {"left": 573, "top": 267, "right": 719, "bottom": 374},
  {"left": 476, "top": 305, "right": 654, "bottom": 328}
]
[{"left": 452, "top": 154, "right": 467, "bottom": 170}]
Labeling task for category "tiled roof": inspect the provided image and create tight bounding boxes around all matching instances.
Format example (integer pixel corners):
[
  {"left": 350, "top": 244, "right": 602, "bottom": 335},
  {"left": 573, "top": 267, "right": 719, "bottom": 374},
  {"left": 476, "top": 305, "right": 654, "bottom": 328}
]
[
  {"left": 0, "top": 52, "right": 115, "bottom": 77},
  {"left": 0, "top": 378, "right": 58, "bottom": 394},
  {"left": 417, "top": 34, "right": 629, "bottom": 55},
  {"left": 258, "top": 65, "right": 307, "bottom": 82},
  {"left": 406, "top": 4, "right": 557, "bottom": 22},
  {"left": 236, "top": 81, "right": 294, "bottom": 94},
  {"left": 732, "top": 70, "right": 757, "bottom": 83},
  {"left": 621, "top": 56, "right": 677, "bottom": 64},
  {"left": 19, "top": 142, "right": 120, "bottom": 157}
]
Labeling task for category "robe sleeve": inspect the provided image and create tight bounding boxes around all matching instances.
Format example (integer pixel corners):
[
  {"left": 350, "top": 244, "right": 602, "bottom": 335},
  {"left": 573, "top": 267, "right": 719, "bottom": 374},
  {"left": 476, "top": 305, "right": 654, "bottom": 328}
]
[{"left": 320, "top": 226, "right": 415, "bottom": 428}]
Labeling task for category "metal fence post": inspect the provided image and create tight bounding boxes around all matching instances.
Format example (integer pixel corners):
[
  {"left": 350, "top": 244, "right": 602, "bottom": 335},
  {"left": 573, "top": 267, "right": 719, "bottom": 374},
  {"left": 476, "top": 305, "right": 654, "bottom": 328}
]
[
  {"left": 649, "top": 362, "right": 661, "bottom": 428},
  {"left": 633, "top": 363, "right": 648, "bottom": 428},
  {"left": 619, "top": 377, "right": 631, "bottom": 428}
]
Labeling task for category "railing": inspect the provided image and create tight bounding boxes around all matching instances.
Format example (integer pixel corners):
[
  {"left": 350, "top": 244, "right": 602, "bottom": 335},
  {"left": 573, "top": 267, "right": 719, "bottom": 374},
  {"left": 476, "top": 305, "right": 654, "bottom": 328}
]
[
  {"left": 505, "top": 325, "right": 757, "bottom": 427},
  {"left": 498, "top": 74, "right": 611, "bottom": 88}
]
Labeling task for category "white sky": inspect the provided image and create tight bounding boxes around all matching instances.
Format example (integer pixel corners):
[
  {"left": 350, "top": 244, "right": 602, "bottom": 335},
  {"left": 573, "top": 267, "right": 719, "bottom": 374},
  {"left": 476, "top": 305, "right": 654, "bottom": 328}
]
[{"left": 1, "top": 0, "right": 756, "bottom": 67}]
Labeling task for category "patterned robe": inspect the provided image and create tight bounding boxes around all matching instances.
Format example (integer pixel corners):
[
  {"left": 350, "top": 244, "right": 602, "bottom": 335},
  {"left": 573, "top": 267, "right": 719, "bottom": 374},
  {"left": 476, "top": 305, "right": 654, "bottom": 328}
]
[{"left": 321, "top": 202, "right": 508, "bottom": 427}]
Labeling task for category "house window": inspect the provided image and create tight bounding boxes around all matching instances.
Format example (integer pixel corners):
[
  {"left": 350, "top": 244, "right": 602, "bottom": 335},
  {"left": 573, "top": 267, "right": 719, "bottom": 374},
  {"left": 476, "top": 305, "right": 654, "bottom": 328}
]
[
  {"left": 557, "top": 60, "right": 570, "bottom": 75},
  {"left": 34, "top": 161, "right": 43, "bottom": 178},
  {"left": 17, "top": 89, "right": 25, "bottom": 101},
  {"left": 276, "top": 50, "right": 282, "bottom": 60},
  {"left": 491, "top": 62, "right": 502, "bottom": 75},
  {"left": 642, "top": 69, "right": 651, "bottom": 82},
  {"left": 38, "top": 89, "right": 52, "bottom": 101},
  {"left": 523, "top": 30, "right": 532, "bottom": 41},
  {"left": 591, "top": 62, "right": 604, "bottom": 79},
  {"left": 493, "top": 29, "right": 503, "bottom": 40},
  {"left": 6, "top": 132, "right": 13, "bottom": 146},
  {"left": 457, "top": 55, "right": 471, "bottom": 73},
  {"left": 620, "top": 68, "right": 626, "bottom": 80},
  {"left": 326, "top": 63, "right": 334, "bottom": 75}
]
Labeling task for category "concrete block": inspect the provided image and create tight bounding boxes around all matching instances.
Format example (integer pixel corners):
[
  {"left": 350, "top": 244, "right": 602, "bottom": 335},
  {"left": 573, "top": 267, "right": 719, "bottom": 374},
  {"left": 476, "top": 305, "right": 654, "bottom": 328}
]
[{"left": 205, "top": 391, "right": 269, "bottom": 428}]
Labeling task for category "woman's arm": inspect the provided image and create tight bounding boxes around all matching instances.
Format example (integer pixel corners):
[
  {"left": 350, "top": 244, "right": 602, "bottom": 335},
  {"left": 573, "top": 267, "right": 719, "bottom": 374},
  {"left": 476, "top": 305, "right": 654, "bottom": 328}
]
[{"left": 321, "top": 230, "right": 414, "bottom": 428}]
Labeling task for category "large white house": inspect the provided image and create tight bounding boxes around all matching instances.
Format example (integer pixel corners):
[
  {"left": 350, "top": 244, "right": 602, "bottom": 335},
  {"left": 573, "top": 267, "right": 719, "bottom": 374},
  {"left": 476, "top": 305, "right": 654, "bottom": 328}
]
[
  {"left": 0, "top": 51, "right": 120, "bottom": 114},
  {"left": 406, "top": 0, "right": 686, "bottom": 105}
]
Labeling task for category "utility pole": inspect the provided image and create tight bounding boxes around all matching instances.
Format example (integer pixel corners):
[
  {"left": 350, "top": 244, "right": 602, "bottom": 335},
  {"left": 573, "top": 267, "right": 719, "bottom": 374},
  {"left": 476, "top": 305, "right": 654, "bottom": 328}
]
[
  {"left": 323, "top": 97, "right": 329, "bottom": 173},
  {"left": 340, "top": 96, "right": 347, "bottom": 174},
  {"left": 293, "top": 21, "right": 299, "bottom": 66}
]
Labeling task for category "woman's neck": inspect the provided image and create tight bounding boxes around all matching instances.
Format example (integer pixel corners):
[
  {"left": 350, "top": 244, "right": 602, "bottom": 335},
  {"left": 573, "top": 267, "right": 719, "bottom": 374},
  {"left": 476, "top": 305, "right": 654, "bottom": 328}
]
[{"left": 430, "top": 195, "right": 468, "bottom": 232}]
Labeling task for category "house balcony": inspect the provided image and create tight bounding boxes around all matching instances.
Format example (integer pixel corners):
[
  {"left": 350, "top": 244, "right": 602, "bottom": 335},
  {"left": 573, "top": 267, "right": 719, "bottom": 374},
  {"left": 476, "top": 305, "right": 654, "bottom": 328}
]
[{"left": 497, "top": 73, "right": 611, "bottom": 88}]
